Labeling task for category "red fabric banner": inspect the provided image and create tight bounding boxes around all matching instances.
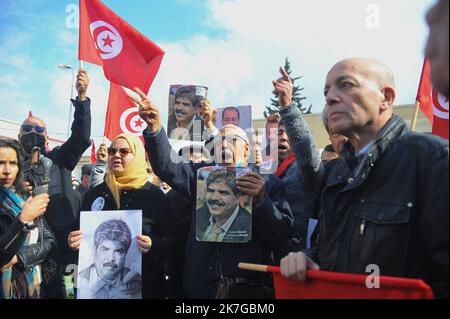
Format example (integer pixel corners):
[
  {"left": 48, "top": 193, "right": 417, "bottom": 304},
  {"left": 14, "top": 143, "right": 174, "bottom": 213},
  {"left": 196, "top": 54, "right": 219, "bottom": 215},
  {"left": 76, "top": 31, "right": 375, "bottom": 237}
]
[
  {"left": 416, "top": 59, "right": 449, "bottom": 139},
  {"left": 79, "top": 0, "right": 165, "bottom": 93},
  {"left": 272, "top": 268, "right": 434, "bottom": 299}
]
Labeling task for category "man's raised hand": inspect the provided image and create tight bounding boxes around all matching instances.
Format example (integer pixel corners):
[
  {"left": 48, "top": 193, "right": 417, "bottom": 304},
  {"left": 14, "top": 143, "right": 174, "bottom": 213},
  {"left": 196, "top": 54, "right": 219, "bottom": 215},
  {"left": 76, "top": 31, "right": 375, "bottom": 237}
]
[
  {"left": 76, "top": 69, "right": 89, "bottom": 102},
  {"left": 128, "top": 87, "right": 162, "bottom": 133},
  {"left": 272, "top": 67, "right": 293, "bottom": 108}
]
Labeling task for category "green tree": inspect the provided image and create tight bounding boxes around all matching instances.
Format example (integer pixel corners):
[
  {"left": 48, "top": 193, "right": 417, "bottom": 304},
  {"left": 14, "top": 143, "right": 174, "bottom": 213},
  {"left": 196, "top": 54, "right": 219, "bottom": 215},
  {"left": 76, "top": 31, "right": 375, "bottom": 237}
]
[{"left": 264, "top": 57, "right": 312, "bottom": 118}]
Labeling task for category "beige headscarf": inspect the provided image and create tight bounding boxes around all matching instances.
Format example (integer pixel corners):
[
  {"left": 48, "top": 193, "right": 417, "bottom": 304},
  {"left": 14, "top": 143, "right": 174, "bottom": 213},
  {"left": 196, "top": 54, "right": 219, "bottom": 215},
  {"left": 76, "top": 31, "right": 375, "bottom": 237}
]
[{"left": 105, "top": 133, "right": 148, "bottom": 209}]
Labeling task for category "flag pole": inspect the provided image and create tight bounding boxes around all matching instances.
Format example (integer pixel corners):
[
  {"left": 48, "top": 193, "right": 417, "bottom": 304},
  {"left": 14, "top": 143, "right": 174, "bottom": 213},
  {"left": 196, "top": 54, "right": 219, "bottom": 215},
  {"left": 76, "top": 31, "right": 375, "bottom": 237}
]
[
  {"left": 410, "top": 100, "right": 421, "bottom": 131},
  {"left": 238, "top": 263, "right": 281, "bottom": 274},
  {"left": 79, "top": 60, "right": 84, "bottom": 70}
]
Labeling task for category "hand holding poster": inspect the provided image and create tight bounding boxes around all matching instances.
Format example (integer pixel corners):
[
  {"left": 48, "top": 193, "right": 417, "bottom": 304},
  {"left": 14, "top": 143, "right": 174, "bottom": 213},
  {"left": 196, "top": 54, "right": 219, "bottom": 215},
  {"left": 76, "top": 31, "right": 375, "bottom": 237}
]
[
  {"left": 196, "top": 167, "right": 252, "bottom": 243},
  {"left": 77, "top": 210, "right": 143, "bottom": 299}
]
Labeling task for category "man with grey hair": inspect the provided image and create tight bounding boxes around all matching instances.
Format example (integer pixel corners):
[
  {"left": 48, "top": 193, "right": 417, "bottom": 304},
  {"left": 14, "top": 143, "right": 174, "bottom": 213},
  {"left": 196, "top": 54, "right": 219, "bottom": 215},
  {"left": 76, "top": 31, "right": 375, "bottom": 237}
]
[
  {"left": 78, "top": 219, "right": 141, "bottom": 299},
  {"left": 280, "top": 58, "right": 449, "bottom": 298}
]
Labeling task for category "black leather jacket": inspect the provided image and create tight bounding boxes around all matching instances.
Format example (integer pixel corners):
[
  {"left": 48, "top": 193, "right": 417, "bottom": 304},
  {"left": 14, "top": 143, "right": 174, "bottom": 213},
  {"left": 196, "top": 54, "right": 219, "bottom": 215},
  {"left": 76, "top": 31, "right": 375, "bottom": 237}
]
[
  {"left": 309, "top": 115, "right": 449, "bottom": 298},
  {"left": 0, "top": 207, "right": 56, "bottom": 270}
]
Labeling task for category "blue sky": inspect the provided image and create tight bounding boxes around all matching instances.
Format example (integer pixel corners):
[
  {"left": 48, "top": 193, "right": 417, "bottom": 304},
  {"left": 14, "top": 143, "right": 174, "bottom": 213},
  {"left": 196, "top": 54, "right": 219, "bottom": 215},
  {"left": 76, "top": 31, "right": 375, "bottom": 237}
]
[{"left": 0, "top": 0, "right": 437, "bottom": 145}]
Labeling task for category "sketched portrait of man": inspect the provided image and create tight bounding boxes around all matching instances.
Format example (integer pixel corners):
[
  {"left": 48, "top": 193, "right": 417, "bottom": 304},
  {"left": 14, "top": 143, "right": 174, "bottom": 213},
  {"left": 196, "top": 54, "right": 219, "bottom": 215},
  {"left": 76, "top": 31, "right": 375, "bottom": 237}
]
[
  {"left": 77, "top": 218, "right": 142, "bottom": 299},
  {"left": 196, "top": 168, "right": 252, "bottom": 243}
]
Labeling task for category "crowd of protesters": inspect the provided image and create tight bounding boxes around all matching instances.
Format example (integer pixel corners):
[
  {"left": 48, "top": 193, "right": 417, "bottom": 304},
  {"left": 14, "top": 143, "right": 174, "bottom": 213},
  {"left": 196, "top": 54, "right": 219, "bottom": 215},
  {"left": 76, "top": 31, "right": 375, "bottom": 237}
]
[{"left": 0, "top": 0, "right": 448, "bottom": 299}]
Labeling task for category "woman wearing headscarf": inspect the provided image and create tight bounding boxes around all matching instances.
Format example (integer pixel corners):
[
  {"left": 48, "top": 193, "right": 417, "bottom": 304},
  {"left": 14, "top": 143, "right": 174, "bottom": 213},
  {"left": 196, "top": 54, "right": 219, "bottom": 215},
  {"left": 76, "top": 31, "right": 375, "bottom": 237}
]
[
  {"left": 0, "top": 138, "right": 55, "bottom": 299},
  {"left": 68, "top": 133, "right": 176, "bottom": 299}
]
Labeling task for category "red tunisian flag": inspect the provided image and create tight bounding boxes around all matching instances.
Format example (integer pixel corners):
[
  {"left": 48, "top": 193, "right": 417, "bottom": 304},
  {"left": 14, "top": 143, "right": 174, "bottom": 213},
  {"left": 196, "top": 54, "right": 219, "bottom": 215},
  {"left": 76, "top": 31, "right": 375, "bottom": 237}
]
[
  {"left": 79, "top": 0, "right": 165, "bottom": 93},
  {"left": 416, "top": 60, "right": 449, "bottom": 140},
  {"left": 272, "top": 269, "right": 434, "bottom": 299},
  {"left": 104, "top": 83, "right": 147, "bottom": 143}
]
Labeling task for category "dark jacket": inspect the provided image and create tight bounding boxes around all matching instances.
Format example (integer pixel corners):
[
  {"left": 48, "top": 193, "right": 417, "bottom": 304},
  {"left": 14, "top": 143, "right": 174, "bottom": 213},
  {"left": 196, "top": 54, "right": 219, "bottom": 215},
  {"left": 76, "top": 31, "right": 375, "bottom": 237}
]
[
  {"left": 144, "top": 127, "right": 297, "bottom": 298},
  {"left": 196, "top": 205, "right": 252, "bottom": 243},
  {"left": 77, "top": 182, "right": 177, "bottom": 299},
  {"left": 41, "top": 98, "right": 91, "bottom": 265},
  {"left": 309, "top": 115, "right": 449, "bottom": 298},
  {"left": 0, "top": 206, "right": 56, "bottom": 285}
]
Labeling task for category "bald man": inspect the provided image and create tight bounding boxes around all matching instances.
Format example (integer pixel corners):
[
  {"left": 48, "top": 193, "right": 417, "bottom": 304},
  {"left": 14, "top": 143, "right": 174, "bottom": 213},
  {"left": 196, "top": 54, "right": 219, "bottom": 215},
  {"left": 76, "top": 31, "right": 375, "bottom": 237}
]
[
  {"left": 280, "top": 58, "right": 449, "bottom": 298},
  {"left": 425, "top": 0, "right": 449, "bottom": 97},
  {"left": 18, "top": 69, "right": 92, "bottom": 298}
]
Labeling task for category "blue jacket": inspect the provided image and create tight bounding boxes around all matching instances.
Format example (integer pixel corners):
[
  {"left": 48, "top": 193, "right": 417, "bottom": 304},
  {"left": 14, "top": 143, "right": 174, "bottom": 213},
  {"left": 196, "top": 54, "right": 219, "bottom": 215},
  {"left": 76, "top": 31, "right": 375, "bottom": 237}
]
[{"left": 144, "top": 128, "right": 297, "bottom": 298}]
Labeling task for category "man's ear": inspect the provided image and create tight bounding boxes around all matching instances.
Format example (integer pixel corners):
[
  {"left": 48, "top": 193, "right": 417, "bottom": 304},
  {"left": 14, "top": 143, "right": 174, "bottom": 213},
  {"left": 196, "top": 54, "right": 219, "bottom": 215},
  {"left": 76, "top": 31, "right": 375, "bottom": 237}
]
[{"left": 381, "top": 86, "right": 396, "bottom": 112}]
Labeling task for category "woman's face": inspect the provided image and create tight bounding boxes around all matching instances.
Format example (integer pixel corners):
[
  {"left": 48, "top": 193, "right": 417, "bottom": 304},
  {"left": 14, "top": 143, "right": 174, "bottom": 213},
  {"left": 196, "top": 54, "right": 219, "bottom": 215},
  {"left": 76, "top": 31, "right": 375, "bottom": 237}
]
[
  {"left": 108, "top": 138, "right": 135, "bottom": 174},
  {"left": 0, "top": 147, "right": 19, "bottom": 189}
]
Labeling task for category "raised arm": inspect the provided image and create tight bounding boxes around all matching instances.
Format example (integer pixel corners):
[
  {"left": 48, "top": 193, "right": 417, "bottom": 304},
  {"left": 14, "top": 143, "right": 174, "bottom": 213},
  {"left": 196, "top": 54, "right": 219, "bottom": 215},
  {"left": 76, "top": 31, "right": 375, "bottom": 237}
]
[
  {"left": 58, "top": 69, "right": 92, "bottom": 170},
  {"left": 130, "top": 88, "right": 197, "bottom": 198},
  {"left": 274, "top": 67, "right": 322, "bottom": 182}
]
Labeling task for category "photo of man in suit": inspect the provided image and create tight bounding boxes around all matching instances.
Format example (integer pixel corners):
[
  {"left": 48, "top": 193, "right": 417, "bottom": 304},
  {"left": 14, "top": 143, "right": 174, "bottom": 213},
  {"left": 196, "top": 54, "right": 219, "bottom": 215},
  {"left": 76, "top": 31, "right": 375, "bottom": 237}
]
[{"left": 196, "top": 168, "right": 251, "bottom": 243}]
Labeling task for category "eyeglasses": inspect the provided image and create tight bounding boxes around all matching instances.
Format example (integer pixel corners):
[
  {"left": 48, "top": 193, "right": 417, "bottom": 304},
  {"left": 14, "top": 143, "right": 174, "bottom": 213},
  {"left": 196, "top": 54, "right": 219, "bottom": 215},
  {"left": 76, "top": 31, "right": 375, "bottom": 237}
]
[
  {"left": 107, "top": 147, "right": 132, "bottom": 157},
  {"left": 21, "top": 125, "right": 46, "bottom": 134}
]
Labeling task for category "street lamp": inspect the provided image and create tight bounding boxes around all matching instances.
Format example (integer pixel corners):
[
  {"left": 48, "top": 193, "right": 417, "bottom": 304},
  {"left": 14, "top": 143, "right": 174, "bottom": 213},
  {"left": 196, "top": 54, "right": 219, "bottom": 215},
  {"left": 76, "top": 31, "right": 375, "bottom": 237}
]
[{"left": 57, "top": 64, "right": 75, "bottom": 140}]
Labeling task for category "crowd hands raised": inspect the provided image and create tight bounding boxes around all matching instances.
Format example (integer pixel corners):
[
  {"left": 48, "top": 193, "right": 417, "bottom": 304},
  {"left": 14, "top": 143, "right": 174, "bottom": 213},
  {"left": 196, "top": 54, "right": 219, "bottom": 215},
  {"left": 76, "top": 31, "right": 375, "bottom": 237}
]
[{"left": 1, "top": 1, "right": 449, "bottom": 299}]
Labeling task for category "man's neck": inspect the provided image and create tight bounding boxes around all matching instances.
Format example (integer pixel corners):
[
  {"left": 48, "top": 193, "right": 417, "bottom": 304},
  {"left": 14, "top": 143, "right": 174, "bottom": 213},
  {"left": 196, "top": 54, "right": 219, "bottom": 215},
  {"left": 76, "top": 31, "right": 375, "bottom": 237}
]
[
  {"left": 214, "top": 205, "right": 238, "bottom": 227},
  {"left": 347, "top": 123, "right": 382, "bottom": 153},
  {"left": 97, "top": 269, "right": 120, "bottom": 285},
  {"left": 177, "top": 115, "right": 195, "bottom": 129}
]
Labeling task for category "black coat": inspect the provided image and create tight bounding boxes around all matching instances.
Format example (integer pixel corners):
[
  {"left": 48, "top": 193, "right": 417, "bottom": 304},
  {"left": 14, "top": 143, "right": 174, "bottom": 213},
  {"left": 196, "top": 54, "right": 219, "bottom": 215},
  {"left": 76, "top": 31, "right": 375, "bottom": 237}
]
[
  {"left": 41, "top": 98, "right": 91, "bottom": 264},
  {"left": 310, "top": 115, "right": 449, "bottom": 298},
  {"left": 78, "top": 182, "right": 177, "bottom": 299},
  {"left": 0, "top": 206, "right": 56, "bottom": 291}
]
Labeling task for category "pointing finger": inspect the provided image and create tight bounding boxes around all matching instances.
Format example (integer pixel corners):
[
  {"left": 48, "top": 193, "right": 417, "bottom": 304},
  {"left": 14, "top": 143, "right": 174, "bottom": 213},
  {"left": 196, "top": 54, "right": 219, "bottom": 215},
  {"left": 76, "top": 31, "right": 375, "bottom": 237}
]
[{"left": 280, "top": 67, "right": 291, "bottom": 83}]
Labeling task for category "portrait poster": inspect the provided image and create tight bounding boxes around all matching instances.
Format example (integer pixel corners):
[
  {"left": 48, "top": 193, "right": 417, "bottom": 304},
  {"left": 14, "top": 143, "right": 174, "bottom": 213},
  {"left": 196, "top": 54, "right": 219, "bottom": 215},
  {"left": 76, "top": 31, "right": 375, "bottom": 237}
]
[
  {"left": 167, "top": 84, "right": 208, "bottom": 142},
  {"left": 196, "top": 166, "right": 252, "bottom": 243},
  {"left": 77, "top": 210, "right": 142, "bottom": 299},
  {"left": 215, "top": 105, "right": 252, "bottom": 131}
]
